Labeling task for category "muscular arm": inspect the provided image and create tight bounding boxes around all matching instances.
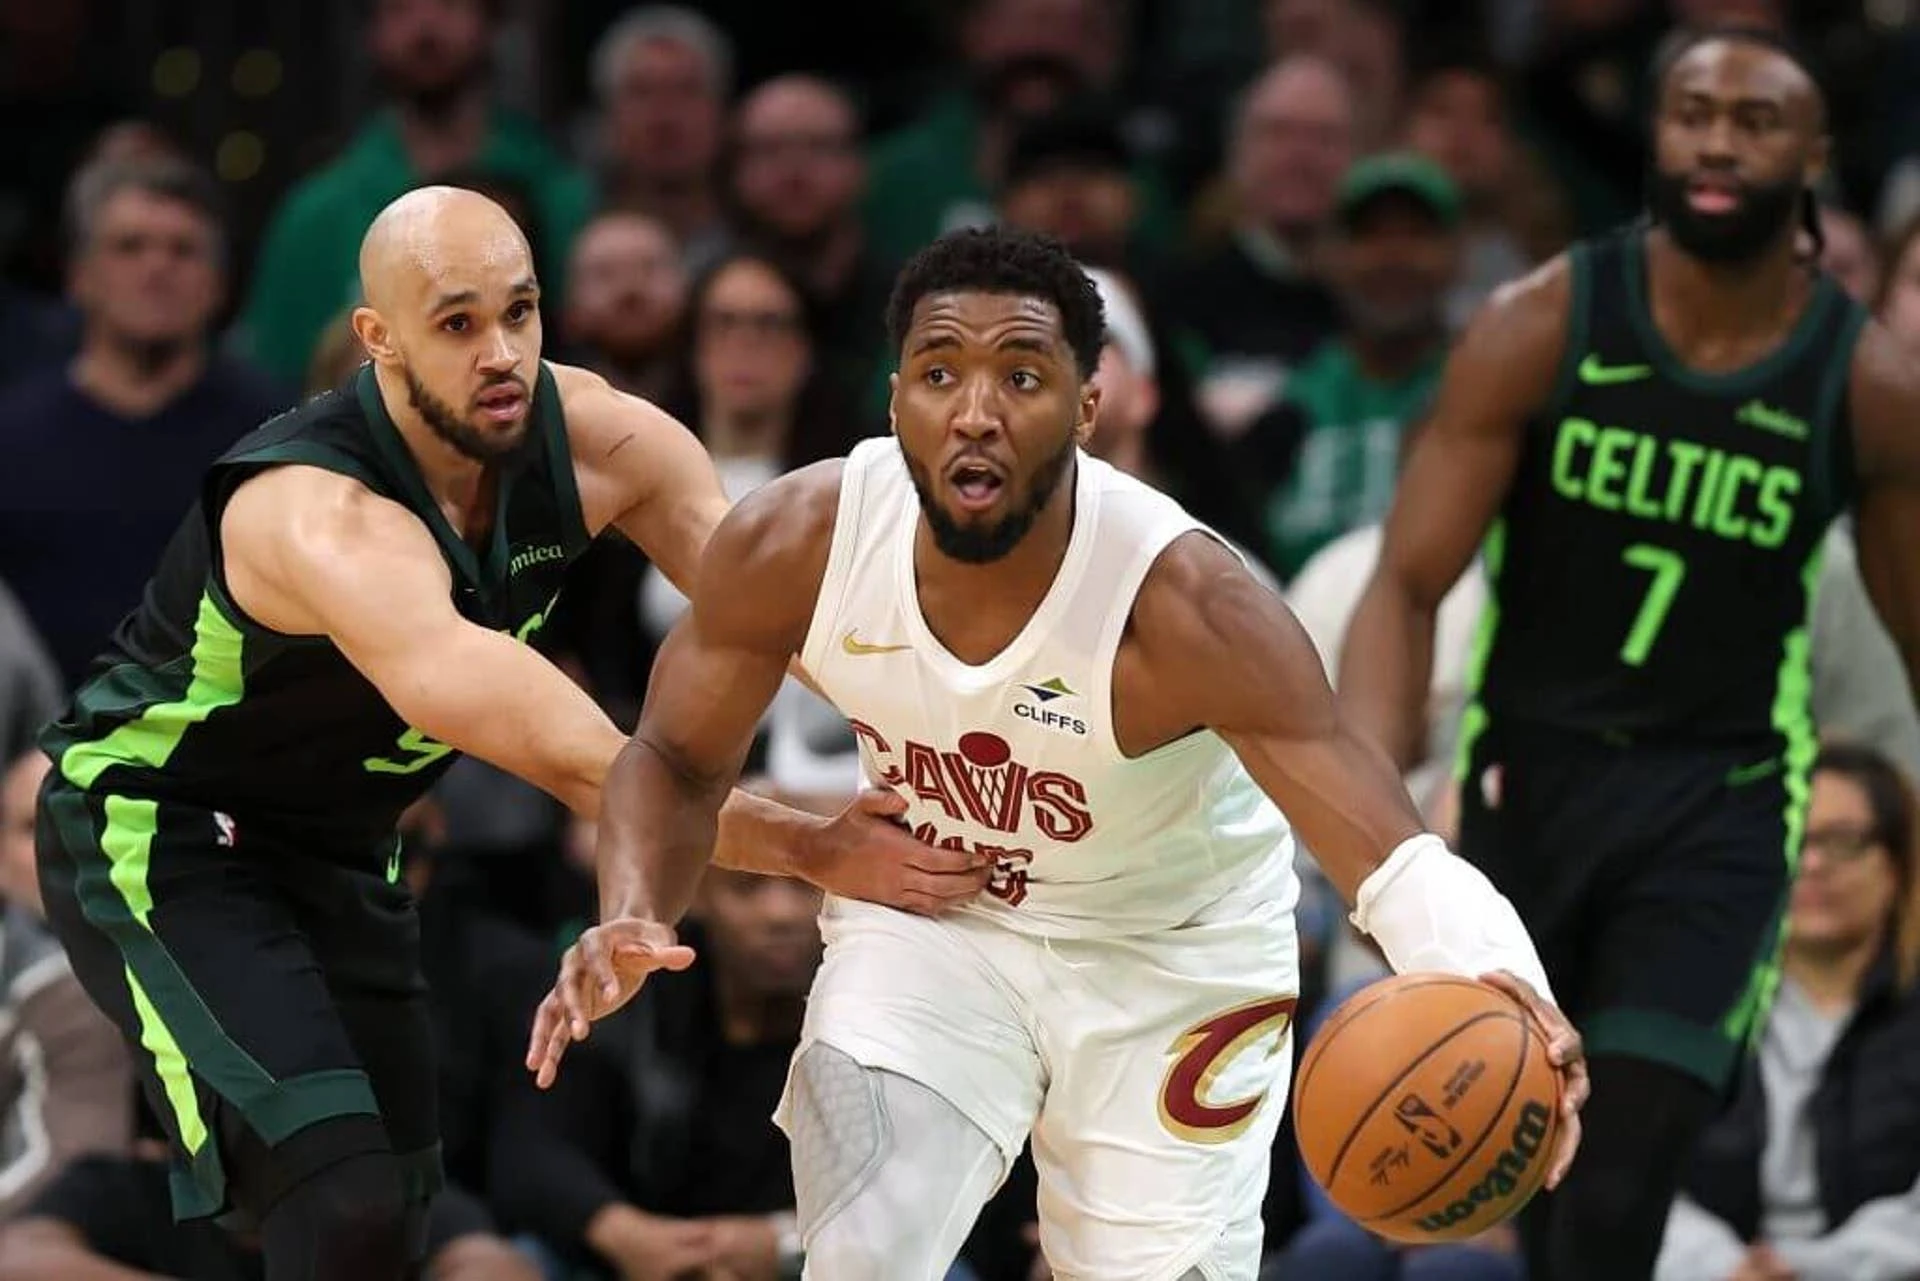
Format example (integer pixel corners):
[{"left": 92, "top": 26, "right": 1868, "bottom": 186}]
[
  {"left": 1130, "top": 533, "right": 1554, "bottom": 994},
  {"left": 225, "top": 466, "right": 842, "bottom": 882},
  {"left": 224, "top": 468, "right": 622, "bottom": 815},
  {"left": 1337, "top": 260, "right": 1570, "bottom": 768},
  {"left": 1129, "top": 536, "right": 1424, "bottom": 902},
  {"left": 555, "top": 362, "right": 730, "bottom": 595},
  {"left": 595, "top": 464, "right": 839, "bottom": 924},
  {"left": 1847, "top": 322, "right": 1920, "bottom": 702},
  {"left": 1130, "top": 535, "right": 1588, "bottom": 1185}
]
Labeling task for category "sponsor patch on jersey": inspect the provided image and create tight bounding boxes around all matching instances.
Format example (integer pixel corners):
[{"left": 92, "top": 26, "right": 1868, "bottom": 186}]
[{"left": 1014, "top": 676, "right": 1087, "bottom": 735}]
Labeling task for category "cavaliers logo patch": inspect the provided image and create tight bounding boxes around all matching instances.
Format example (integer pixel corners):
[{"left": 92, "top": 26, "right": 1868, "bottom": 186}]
[{"left": 1157, "top": 995, "right": 1298, "bottom": 1144}]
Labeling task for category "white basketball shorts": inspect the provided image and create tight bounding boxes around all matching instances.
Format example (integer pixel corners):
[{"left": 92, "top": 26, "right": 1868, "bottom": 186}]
[{"left": 774, "top": 871, "right": 1300, "bottom": 1281}]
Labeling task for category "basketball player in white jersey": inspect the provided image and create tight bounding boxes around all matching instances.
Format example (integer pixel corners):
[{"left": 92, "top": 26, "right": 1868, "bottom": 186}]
[{"left": 528, "top": 228, "right": 1590, "bottom": 1280}]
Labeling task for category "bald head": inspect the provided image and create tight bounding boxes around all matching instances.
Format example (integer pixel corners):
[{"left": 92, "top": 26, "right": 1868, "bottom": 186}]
[
  {"left": 358, "top": 185, "right": 535, "bottom": 315},
  {"left": 352, "top": 186, "right": 544, "bottom": 463}
]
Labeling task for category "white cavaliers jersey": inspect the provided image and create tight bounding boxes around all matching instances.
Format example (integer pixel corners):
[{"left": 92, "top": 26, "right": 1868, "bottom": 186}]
[{"left": 799, "top": 437, "right": 1298, "bottom": 938}]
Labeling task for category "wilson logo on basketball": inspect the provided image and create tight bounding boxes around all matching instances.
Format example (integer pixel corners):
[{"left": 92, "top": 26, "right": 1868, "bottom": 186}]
[
  {"left": 1412, "top": 1100, "right": 1553, "bottom": 1235},
  {"left": 1157, "top": 996, "right": 1298, "bottom": 1145}
]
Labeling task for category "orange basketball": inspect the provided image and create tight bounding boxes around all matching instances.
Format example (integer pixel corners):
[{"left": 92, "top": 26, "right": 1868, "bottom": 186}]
[{"left": 1294, "top": 973, "right": 1561, "bottom": 1244}]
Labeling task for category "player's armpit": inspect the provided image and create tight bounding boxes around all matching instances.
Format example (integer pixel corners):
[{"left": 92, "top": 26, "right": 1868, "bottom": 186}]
[
  {"left": 221, "top": 468, "right": 623, "bottom": 814},
  {"left": 553, "top": 362, "right": 731, "bottom": 594},
  {"left": 1126, "top": 533, "right": 1425, "bottom": 906},
  {"left": 1847, "top": 322, "right": 1920, "bottom": 698},
  {"left": 1337, "top": 257, "right": 1571, "bottom": 769}
]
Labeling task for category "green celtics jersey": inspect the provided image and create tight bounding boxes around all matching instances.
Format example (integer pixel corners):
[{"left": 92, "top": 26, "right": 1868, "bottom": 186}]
[
  {"left": 41, "top": 364, "right": 592, "bottom": 860},
  {"left": 1464, "top": 227, "right": 1866, "bottom": 751}
]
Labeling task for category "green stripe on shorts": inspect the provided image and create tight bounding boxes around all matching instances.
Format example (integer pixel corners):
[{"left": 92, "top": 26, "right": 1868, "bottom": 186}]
[
  {"left": 60, "top": 591, "right": 247, "bottom": 789},
  {"left": 43, "top": 785, "right": 383, "bottom": 1218},
  {"left": 1719, "top": 545, "right": 1824, "bottom": 1051}
]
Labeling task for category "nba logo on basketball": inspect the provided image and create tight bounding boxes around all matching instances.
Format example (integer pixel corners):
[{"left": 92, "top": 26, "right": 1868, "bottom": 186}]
[
  {"left": 1393, "top": 1093, "right": 1464, "bottom": 1160},
  {"left": 846, "top": 721, "right": 1096, "bottom": 842}
]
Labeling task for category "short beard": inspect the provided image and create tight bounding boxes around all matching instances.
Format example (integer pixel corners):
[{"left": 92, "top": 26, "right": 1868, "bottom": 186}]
[
  {"left": 405, "top": 365, "right": 529, "bottom": 463},
  {"left": 903, "top": 437, "right": 1075, "bottom": 565},
  {"left": 1645, "top": 165, "right": 1804, "bottom": 266}
]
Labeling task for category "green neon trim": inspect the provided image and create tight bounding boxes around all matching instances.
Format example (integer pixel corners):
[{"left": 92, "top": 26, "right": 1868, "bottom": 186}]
[
  {"left": 1452, "top": 519, "right": 1507, "bottom": 779},
  {"left": 126, "top": 964, "right": 208, "bottom": 1155},
  {"left": 60, "top": 592, "right": 245, "bottom": 789}
]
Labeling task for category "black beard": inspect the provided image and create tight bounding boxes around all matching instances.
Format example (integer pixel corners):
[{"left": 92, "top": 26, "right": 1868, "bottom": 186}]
[
  {"left": 903, "top": 438, "right": 1075, "bottom": 565},
  {"left": 405, "top": 366, "right": 529, "bottom": 463},
  {"left": 1645, "top": 166, "right": 1803, "bottom": 266}
]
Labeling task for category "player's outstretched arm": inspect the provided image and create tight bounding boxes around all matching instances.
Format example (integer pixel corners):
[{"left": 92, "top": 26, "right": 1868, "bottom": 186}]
[
  {"left": 1337, "top": 260, "right": 1570, "bottom": 769},
  {"left": 1848, "top": 322, "right": 1920, "bottom": 701},
  {"left": 1131, "top": 535, "right": 1588, "bottom": 1185},
  {"left": 526, "top": 466, "right": 836, "bottom": 1088},
  {"left": 222, "top": 467, "right": 624, "bottom": 815}
]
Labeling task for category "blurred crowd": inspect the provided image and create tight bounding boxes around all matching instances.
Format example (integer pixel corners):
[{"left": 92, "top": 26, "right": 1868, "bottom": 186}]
[{"left": 1, "top": 0, "right": 1919, "bottom": 1278}]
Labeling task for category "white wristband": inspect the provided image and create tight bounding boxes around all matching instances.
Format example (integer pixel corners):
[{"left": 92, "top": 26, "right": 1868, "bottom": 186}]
[{"left": 1351, "top": 833, "right": 1557, "bottom": 1004}]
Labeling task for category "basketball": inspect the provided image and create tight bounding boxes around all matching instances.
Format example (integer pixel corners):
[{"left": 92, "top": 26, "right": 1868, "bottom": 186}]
[{"left": 1294, "top": 973, "right": 1561, "bottom": 1244}]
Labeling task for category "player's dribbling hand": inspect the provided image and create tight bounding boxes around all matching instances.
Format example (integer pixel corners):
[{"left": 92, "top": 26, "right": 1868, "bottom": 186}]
[
  {"left": 526, "top": 919, "right": 695, "bottom": 1089},
  {"left": 792, "top": 788, "right": 993, "bottom": 915},
  {"left": 1479, "top": 969, "right": 1589, "bottom": 1190}
]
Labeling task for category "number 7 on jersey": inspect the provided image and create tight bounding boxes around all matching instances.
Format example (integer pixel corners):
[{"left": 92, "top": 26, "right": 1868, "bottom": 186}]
[{"left": 1619, "top": 543, "right": 1687, "bottom": 667}]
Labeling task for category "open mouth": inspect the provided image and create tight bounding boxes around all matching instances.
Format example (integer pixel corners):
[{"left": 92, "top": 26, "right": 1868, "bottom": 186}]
[
  {"left": 947, "top": 459, "right": 1007, "bottom": 511},
  {"left": 475, "top": 384, "right": 528, "bottom": 424},
  {"left": 1685, "top": 174, "right": 1743, "bottom": 215}
]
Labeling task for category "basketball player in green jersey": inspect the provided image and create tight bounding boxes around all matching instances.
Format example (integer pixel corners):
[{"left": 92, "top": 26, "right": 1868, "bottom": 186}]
[
  {"left": 32, "top": 187, "right": 985, "bottom": 1281},
  {"left": 1341, "top": 27, "right": 1920, "bottom": 1281}
]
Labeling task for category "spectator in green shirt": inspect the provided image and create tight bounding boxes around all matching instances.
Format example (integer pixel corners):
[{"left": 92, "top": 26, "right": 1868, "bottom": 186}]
[
  {"left": 1233, "top": 152, "right": 1464, "bottom": 581},
  {"left": 236, "top": 0, "right": 590, "bottom": 387}
]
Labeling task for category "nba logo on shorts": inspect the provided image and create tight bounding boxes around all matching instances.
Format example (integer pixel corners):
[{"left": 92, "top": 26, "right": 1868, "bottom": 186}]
[{"left": 213, "top": 812, "right": 237, "bottom": 847}]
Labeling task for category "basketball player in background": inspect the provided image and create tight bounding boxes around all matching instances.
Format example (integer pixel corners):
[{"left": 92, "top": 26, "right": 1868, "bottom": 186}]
[
  {"left": 34, "top": 187, "right": 986, "bottom": 1281},
  {"left": 528, "top": 227, "right": 1590, "bottom": 1280},
  {"left": 1340, "top": 28, "right": 1920, "bottom": 1281}
]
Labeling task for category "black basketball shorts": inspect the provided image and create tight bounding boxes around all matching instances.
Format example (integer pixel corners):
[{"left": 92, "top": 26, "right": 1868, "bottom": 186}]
[
  {"left": 35, "top": 774, "right": 441, "bottom": 1221},
  {"left": 1455, "top": 719, "right": 1801, "bottom": 1092}
]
